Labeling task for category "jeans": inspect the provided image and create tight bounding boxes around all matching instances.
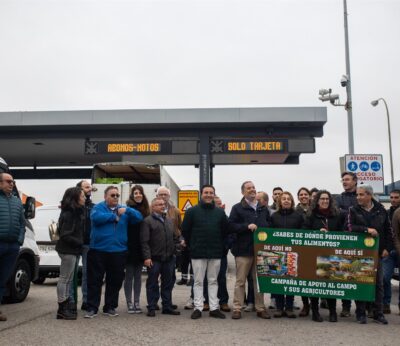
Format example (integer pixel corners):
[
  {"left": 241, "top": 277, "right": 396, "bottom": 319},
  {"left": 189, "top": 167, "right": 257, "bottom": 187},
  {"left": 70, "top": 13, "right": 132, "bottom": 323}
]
[
  {"left": 276, "top": 294, "right": 294, "bottom": 310},
  {"left": 382, "top": 250, "right": 400, "bottom": 305},
  {"left": 355, "top": 258, "right": 384, "bottom": 317},
  {"left": 124, "top": 262, "right": 143, "bottom": 304},
  {"left": 0, "top": 241, "right": 20, "bottom": 302},
  {"left": 146, "top": 257, "right": 175, "bottom": 311},
  {"left": 192, "top": 259, "right": 221, "bottom": 311},
  {"left": 57, "top": 254, "right": 79, "bottom": 303},
  {"left": 87, "top": 249, "right": 127, "bottom": 313}
]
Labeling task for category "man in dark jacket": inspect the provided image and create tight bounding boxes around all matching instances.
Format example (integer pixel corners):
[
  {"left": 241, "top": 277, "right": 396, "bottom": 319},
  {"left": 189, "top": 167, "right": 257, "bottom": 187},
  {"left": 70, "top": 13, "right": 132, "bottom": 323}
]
[
  {"left": 229, "top": 181, "right": 271, "bottom": 320},
  {"left": 141, "top": 197, "right": 180, "bottom": 317},
  {"left": 335, "top": 171, "right": 358, "bottom": 317},
  {"left": 382, "top": 189, "right": 400, "bottom": 313},
  {"left": 182, "top": 185, "right": 228, "bottom": 320},
  {"left": 0, "top": 173, "right": 25, "bottom": 322},
  {"left": 346, "top": 185, "right": 393, "bottom": 325}
]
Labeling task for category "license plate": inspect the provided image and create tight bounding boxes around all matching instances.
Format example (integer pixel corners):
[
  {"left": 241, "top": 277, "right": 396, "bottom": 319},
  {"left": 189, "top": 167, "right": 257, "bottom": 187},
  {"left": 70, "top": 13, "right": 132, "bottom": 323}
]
[{"left": 38, "top": 244, "right": 56, "bottom": 253}]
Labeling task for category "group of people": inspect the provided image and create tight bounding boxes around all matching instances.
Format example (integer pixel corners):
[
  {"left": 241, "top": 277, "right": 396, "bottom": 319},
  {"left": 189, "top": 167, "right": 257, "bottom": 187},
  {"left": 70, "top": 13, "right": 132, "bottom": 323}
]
[{"left": 1, "top": 170, "right": 399, "bottom": 326}]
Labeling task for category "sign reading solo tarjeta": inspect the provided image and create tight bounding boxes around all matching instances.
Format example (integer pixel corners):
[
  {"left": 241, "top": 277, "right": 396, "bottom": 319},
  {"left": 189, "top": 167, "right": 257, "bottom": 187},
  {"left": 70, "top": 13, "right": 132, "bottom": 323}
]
[{"left": 254, "top": 228, "right": 379, "bottom": 302}]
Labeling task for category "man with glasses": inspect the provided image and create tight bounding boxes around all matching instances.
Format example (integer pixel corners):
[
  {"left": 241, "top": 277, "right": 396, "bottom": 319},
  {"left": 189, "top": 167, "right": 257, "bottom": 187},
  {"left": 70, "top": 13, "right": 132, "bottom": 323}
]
[
  {"left": 85, "top": 186, "right": 143, "bottom": 318},
  {"left": 0, "top": 173, "right": 25, "bottom": 322},
  {"left": 141, "top": 197, "right": 180, "bottom": 317}
]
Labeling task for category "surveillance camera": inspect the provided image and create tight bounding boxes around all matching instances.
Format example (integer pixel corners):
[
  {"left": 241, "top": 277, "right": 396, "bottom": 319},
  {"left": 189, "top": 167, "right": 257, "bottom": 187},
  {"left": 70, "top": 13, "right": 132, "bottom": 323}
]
[
  {"left": 319, "top": 88, "right": 331, "bottom": 96},
  {"left": 329, "top": 94, "right": 340, "bottom": 104},
  {"left": 340, "top": 75, "right": 349, "bottom": 87}
]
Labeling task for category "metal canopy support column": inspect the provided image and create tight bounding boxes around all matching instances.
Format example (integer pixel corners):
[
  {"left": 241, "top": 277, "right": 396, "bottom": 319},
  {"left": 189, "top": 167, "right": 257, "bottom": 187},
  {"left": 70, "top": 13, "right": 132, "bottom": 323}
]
[{"left": 199, "top": 135, "right": 210, "bottom": 189}]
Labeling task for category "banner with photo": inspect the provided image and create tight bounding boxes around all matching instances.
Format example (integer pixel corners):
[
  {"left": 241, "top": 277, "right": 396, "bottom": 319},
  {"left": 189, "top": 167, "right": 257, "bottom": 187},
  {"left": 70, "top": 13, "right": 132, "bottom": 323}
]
[{"left": 254, "top": 228, "right": 379, "bottom": 301}]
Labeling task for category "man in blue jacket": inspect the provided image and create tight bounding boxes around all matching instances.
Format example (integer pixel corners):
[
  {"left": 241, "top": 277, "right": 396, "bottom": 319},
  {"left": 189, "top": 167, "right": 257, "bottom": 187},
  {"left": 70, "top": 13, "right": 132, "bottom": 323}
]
[
  {"left": 0, "top": 173, "right": 25, "bottom": 322},
  {"left": 85, "top": 186, "right": 143, "bottom": 318}
]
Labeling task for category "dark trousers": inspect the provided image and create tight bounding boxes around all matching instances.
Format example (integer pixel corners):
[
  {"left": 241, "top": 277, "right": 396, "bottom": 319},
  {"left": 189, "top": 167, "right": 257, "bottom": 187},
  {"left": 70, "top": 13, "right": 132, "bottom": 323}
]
[
  {"left": 311, "top": 297, "right": 336, "bottom": 311},
  {"left": 355, "top": 258, "right": 384, "bottom": 317},
  {"left": 203, "top": 254, "right": 229, "bottom": 304},
  {"left": 179, "top": 248, "right": 193, "bottom": 279},
  {"left": 146, "top": 257, "right": 175, "bottom": 312},
  {"left": 87, "top": 249, "right": 127, "bottom": 313},
  {"left": 0, "top": 241, "right": 20, "bottom": 302},
  {"left": 245, "top": 271, "right": 255, "bottom": 304},
  {"left": 342, "top": 299, "right": 351, "bottom": 310},
  {"left": 276, "top": 294, "right": 294, "bottom": 310}
]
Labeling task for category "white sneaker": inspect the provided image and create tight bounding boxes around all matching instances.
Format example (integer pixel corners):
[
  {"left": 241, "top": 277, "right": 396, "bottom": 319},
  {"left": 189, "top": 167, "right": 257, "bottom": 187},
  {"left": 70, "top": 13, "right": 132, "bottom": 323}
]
[
  {"left": 184, "top": 298, "right": 194, "bottom": 310},
  {"left": 244, "top": 303, "right": 255, "bottom": 312}
]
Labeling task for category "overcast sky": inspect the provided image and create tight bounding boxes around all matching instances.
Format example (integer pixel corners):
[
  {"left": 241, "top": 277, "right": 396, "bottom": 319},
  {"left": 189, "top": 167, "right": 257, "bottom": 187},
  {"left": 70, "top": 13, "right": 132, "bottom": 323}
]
[{"left": 1, "top": 0, "right": 399, "bottom": 210}]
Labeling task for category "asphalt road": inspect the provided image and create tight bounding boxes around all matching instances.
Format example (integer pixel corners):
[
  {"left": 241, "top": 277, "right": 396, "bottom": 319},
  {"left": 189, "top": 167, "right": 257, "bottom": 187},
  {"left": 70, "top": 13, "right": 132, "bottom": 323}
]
[{"left": 1, "top": 266, "right": 399, "bottom": 346}]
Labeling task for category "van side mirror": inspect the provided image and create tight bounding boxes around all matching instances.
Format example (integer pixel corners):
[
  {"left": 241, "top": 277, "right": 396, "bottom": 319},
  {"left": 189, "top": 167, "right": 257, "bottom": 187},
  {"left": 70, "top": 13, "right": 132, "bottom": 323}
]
[{"left": 24, "top": 196, "right": 36, "bottom": 219}]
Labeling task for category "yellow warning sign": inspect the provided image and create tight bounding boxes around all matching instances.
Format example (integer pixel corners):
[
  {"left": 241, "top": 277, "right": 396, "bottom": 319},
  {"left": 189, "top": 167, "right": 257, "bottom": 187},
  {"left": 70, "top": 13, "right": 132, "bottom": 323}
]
[{"left": 178, "top": 190, "right": 199, "bottom": 219}]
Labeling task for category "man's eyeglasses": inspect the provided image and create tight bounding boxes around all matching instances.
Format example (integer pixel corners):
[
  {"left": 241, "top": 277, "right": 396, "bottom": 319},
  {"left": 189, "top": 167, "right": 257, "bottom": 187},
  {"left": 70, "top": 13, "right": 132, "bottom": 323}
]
[
  {"left": 110, "top": 194, "right": 120, "bottom": 198},
  {"left": 0, "top": 179, "right": 15, "bottom": 184}
]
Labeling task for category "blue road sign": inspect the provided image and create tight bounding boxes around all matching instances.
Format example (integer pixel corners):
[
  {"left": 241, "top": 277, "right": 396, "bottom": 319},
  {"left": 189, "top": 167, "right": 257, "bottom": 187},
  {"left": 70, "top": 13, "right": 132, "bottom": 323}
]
[
  {"left": 359, "top": 161, "right": 369, "bottom": 172},
  {"left": 371, "top": 161, "right": 381, "bottom": 172},
  {"left": 347, "top": 161, "right": 358, "bottom": 171}
]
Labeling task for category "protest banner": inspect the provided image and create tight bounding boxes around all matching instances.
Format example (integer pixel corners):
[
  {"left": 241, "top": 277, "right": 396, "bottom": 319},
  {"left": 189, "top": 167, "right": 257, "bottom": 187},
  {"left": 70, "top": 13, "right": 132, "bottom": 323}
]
[{"left": 254, "top": 228, "right": 379, "bottom": 301}]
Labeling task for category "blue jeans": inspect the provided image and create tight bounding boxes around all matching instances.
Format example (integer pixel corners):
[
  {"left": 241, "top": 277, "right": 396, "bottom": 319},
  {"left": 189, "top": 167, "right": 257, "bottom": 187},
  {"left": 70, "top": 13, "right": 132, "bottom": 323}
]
[
  {"left": 382, "top": 250, "right": 400, "bottom": 305},
  {"left": 0, "top": 241, "right": 20, "bottom": 302},
  {"left": 146, "top": 257, "right": 175, "bottom": 311}
]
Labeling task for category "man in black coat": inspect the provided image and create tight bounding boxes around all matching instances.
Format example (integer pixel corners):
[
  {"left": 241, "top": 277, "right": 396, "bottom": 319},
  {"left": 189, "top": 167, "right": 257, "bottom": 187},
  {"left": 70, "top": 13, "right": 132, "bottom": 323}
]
[
  {"left": 229, "top": 181, "right": 271, "bottom": 320},
  {"left": 346, "top": 185, "right": 394, "bottom": 325},
  {"left": 335, "top": 171, "right": 358, "bottom": 317}
]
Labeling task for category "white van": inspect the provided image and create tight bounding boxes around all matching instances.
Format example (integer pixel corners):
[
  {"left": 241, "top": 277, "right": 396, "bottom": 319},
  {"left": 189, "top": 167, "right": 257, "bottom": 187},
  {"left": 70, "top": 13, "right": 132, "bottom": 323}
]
[{"left": 31, "top": 205, "right": 82, "bottom": 284}]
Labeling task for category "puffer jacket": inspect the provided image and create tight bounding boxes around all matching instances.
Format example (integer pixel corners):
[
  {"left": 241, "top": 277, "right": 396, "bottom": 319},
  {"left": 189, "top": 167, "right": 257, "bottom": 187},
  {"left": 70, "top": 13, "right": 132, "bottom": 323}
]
[
  {"left": 271, "top": 208, "right": 304, "bottom": 229},
  {"left": 346, "top": 199, "right": 394, "bottom": 255},
  {"left": 0, "top": 190, "right": 25, "bottom": 245},
  {"left": 229, "top": 198, "right": 271, "bottom": 257}
]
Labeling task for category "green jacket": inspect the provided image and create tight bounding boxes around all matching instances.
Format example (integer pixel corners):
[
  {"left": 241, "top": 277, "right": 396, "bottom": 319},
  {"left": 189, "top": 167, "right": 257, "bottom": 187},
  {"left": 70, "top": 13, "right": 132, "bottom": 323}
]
[
  {"left": 182, "top": 200, "right": 228, "bottom": 259},
  {"left": 0, "top": 190, "right": 25, "bottom": 245}
]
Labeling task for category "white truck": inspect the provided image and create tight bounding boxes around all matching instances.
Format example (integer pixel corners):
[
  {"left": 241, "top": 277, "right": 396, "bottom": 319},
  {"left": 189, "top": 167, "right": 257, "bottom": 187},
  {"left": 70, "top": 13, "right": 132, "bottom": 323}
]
[
  {"left": 0, "top": 157, "right": 40, "bottom": 303},
  {"left": 91, "top": 162, "right": 179, "bottom": 205}
]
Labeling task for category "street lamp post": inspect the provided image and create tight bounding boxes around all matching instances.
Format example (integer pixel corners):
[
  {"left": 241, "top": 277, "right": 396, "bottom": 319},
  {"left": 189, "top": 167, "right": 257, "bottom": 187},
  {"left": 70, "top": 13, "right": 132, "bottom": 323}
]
[
  {"left": 371, "top": 98, "right": 395, "bottom": 192},
  {"left": 318, "top": 0, "right": 355, "bottom": 154},
  {"left": 343, "top": 0, "right": 354, "bottom": 155}
]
